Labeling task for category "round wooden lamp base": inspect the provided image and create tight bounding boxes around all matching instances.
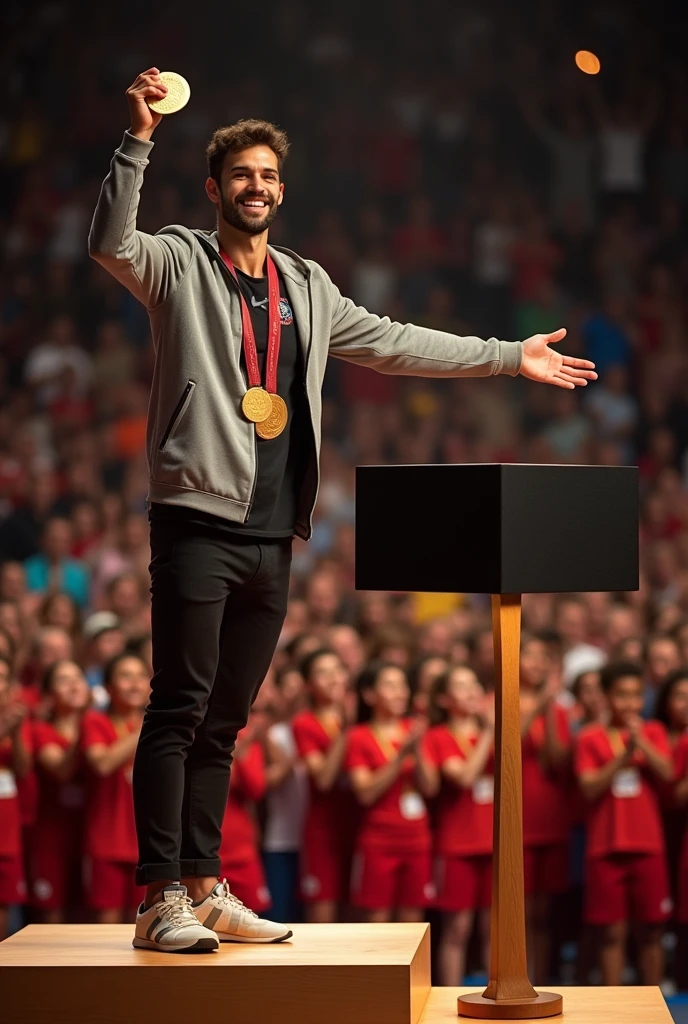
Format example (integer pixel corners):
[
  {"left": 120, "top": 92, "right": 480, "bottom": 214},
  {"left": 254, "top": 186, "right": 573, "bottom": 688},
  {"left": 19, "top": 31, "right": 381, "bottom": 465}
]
[{"left": 457, "top": 991, "right": 563, "bottom": 1020}]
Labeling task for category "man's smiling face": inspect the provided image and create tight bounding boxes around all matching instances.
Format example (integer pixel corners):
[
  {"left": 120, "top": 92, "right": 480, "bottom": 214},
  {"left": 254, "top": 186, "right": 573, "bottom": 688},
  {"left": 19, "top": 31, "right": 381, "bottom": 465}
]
[{"left": 206, "top": 145, "right": 284, "bottom": 236}]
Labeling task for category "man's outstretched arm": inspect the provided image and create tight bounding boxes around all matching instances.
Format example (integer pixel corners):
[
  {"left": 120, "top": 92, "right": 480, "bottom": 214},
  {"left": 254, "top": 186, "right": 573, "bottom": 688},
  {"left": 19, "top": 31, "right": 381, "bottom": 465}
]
[{"left": 323, "top": 271, "right": 596, "bottom": 388}]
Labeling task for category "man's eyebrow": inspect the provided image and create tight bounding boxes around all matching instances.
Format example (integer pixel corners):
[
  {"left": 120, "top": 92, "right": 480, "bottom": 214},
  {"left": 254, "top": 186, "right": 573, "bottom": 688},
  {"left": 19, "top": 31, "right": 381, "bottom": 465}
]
[{"left": 229, "top": 164, "right": 279, "bottom": 175}]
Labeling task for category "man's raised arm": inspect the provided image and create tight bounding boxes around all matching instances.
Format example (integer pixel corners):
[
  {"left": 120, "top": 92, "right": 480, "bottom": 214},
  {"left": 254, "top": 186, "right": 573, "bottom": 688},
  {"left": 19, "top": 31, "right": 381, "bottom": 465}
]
[{"left": 87, "top": 68, "right": 193, "bottom": 309}]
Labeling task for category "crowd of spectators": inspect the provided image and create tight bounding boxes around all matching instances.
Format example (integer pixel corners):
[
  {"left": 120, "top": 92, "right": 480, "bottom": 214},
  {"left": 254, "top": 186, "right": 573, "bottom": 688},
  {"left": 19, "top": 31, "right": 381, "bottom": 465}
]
[{"left": 2, "top": 0, "right": 688, "bottom": 991}]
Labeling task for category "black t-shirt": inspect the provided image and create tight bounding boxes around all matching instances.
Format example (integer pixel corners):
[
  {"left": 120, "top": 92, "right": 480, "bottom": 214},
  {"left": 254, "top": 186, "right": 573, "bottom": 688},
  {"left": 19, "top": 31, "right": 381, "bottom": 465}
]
[{"left": 149, "top": 266, "right": 309, "bottom": 538}]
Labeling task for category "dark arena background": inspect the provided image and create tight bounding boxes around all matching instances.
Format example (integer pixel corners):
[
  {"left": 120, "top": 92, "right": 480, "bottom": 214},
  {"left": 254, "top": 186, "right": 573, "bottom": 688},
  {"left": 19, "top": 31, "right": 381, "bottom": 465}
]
[{"left": 2, "top": 0, "right": 688, "bottom": 1020}]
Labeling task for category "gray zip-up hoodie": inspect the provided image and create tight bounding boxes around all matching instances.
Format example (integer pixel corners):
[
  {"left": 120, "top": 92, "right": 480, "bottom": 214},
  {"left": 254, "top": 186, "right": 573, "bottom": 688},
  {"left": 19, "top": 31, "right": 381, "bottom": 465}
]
[{"left": 88, "top": 131, "right": 524, "bottom": 539}]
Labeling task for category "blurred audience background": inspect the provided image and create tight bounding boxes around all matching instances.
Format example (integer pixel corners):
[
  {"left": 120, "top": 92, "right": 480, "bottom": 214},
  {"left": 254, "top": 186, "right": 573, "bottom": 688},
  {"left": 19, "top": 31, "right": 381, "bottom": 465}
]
[{"left": 2, "top": 0, "right": 688, "bottom": 994}]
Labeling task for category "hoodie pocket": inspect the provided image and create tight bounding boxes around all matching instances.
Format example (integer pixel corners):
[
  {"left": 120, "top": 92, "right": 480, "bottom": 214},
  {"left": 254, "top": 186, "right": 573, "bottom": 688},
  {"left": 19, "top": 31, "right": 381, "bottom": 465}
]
[{"left": 158, "top": 380, "right": 196, "bottom": 451}]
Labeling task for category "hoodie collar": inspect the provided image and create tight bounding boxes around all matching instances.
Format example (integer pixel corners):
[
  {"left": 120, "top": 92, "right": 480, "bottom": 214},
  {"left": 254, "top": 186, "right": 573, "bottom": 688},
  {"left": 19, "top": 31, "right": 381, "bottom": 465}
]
[{"left": 193, "top": 229, "right": 310, "bottom": 287}]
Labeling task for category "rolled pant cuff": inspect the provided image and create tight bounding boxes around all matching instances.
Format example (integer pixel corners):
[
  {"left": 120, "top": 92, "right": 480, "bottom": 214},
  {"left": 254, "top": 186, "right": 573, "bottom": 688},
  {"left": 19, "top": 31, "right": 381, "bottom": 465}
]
[
  {"left": 179, "top": 858, "right": 222, "bottom": 878},
  {"left": 135, "top": 862, "right": 182, "bottom": 886}
]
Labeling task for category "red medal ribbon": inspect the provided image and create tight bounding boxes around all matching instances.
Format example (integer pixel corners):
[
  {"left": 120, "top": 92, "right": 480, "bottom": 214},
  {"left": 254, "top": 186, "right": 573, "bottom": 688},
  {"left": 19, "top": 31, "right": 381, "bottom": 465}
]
[{"left": 218, "top": 248, "right": 282, "bottom": 394}]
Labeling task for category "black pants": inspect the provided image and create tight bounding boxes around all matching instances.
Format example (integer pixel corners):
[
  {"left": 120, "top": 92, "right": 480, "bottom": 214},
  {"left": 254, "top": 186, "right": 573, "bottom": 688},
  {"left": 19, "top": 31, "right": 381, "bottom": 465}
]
[{"left": 133, "top": 518, "right": 292, "bottom": 885}]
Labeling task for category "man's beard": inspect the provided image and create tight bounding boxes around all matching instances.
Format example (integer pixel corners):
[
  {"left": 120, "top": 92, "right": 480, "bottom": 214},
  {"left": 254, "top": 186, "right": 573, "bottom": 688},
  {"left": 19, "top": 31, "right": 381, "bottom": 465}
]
[{"left": 220, "top": 193, "right": 279, "bottom": 236}]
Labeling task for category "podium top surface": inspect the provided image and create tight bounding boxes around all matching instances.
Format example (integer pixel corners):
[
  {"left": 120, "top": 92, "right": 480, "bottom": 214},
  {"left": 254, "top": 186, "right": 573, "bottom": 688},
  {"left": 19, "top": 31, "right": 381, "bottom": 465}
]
[
  {"left": 0, "top": 922, "right": 427, "bottom": 968},
  {"left": 424, "top": 986, "right": 671, "bottom": 1023},
  {"left": 356, "top": 463, "right": 639, "bottom": 594}
]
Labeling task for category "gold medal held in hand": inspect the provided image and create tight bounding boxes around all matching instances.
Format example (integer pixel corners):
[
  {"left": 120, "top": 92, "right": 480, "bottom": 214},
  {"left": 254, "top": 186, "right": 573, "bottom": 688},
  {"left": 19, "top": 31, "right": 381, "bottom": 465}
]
[
  {"left": 256, "top": 394, "right": 288, "bottom": 439},
  {"left": 242, "top": 387, "right": 273, "bottom": 423},
  {"left": 147, "top": 72, "right": 191, "bottom": 114}
]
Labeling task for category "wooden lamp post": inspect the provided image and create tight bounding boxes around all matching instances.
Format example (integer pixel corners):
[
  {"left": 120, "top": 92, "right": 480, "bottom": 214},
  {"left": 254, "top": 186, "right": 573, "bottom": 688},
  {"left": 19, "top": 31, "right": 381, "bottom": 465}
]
[{"left": 355, "top": 464, "right": 639, "bottom": 1020}]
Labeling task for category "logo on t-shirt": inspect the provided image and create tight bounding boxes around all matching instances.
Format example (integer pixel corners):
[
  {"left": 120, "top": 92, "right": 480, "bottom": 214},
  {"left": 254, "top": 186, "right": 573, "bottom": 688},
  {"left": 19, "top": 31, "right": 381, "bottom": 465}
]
[{"left": 279, "top": 298, "right": 294, "bottom": 325}]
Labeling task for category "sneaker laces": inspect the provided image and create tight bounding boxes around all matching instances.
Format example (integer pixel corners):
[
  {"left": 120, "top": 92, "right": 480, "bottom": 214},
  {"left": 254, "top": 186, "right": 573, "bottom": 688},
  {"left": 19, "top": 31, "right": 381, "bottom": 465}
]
[
  {"left": 156, "top": 892, "right": 198, "bottom": 928},
  {"left": 213, "top": 878, "right": 258, "bottom": 919}
]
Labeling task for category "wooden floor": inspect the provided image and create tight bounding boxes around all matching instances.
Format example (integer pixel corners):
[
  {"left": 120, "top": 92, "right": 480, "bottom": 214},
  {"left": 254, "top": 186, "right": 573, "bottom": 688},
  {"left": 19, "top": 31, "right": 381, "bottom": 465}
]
[
  {"left": 422, "top": 985, "right": 672, "bottom": 1023},
  {"left": 0, "top": 922, "right": 430, "bottom": 1024}
]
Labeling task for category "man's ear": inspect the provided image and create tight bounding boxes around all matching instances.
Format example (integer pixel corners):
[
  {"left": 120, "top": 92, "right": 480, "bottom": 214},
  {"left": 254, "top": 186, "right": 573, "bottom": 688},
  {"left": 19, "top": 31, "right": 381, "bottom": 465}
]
[
  {"left": 277, "top": 182, "right": 285, "bottom": 207},
  {"left": 205, "top": 176, "right": 220, "bottom": 204}
]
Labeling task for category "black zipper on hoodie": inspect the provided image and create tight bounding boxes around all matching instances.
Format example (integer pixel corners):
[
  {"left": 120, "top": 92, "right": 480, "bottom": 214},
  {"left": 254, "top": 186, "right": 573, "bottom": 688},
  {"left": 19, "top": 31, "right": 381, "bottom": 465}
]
[
  {"left": 298, "top": 272, "right": 318, "bottom": 540},
  {"left": 159, "top": 380, "right": 195, "bottom": 451}
]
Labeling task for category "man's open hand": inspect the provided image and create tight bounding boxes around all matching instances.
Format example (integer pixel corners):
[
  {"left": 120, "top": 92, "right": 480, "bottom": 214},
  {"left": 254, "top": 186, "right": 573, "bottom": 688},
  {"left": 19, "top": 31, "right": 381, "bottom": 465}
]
[{"left": 519, "top": 328, "right": 597, "bottom": 389}]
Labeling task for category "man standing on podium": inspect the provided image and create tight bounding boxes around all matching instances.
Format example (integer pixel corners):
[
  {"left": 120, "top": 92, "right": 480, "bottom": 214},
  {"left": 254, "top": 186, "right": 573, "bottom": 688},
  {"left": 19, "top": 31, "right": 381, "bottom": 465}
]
[{"left": 88, "top": 68, "right": 597, "bottom": 953}]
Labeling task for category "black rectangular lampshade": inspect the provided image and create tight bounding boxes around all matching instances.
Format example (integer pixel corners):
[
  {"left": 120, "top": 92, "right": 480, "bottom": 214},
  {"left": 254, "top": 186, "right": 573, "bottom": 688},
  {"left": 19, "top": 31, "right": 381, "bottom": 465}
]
[{"left": 355, "top": 464, "right": 639, "bottom": 595}]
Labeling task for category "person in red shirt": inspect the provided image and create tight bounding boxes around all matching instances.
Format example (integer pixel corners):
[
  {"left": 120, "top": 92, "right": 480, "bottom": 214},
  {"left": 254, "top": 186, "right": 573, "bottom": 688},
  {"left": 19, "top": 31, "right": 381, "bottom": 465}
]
[
  {"left": 673, "top": 731, "right": 688, "bottom": 989},
  {"left": 570, "top": 669, "right": 608, "bottom": 735},
  {"left": 424, "top": 664, "right": 494, "bottom": 984},
  {"left": 655, "top": 668, "right": 688, "bottom": 940},
  {"left": 575, "top": 661, "right": 673, "bottom": 985},
  {"left": 346, "top": 661, "right": 435, "bottom": 922},
  {"left": 28, "top": 659, "right": 90, "bottom": 921},
  {"left": 219, "top": 716, "right": 271, "bottom": 913},
  {"left": 409, "top": 655, "right": 450, "bottom": 721},
  {"left": 519, "top": 633, "right": 572, "bottom": 984},
  {"left": 11, "top": 634, "right": 40, "bottom": 876},
  {"left": 568, "top": 667, "right": 608, "bottom": 984},
  {"left": 0, "top": 656, "right": 31, "bottom": 938},
  {"left": 653, "top": 668, "right": 688, "bottom": 988},
  {"left": 19, "top": 626, "right": 74, "bottom": 711},
  {"left": 81, "top": 653, "right": 149, "bottom": 922},
  {"left": 655, "top": 668, "right": 688, "bottom": 747},
  {"left": 292, "top": 648, "right": 355, "bottom": 923}
]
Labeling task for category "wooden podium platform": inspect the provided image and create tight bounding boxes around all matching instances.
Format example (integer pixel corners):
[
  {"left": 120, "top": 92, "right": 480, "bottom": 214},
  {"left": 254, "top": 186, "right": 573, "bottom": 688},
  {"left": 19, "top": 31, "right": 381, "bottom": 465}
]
[
  {"left": 1, "top": 924, "right": 673, "bottom": 1024},
  {"left": 0, "top": 922, "right": 430, "bottom": 1024},
  {"left": 421, "top": 986, "right": 672, "bottom": 1023}
]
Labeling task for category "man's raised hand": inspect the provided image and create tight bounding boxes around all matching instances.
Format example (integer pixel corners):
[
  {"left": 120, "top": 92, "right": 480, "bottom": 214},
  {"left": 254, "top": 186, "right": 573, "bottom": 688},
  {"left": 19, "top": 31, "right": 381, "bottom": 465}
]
[
  {"left": 126, "top": 68, "right": 167, "bottom": 142},
  {"left": 519, "top": 328, "right": 598, "bottom": 390}
]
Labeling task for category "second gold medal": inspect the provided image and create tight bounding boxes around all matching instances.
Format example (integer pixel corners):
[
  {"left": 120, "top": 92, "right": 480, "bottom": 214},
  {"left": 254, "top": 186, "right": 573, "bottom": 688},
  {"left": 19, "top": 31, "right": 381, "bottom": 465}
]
[{"left": 256, "top": 394, "right": 288, "bottom": 439}]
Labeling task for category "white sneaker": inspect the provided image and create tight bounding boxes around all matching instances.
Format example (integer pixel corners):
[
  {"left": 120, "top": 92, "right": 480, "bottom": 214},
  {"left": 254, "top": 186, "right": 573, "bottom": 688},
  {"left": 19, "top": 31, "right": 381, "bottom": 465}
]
[
  {"left": 193, "top": 879, "right": 293, "bottom": 943},
  {"left": 133, "top": 883, "right": 220, "bottom": 953}
]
